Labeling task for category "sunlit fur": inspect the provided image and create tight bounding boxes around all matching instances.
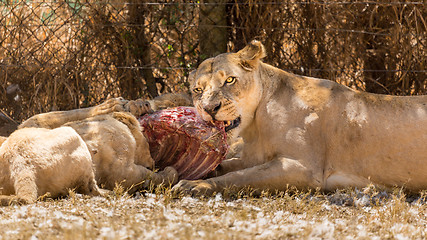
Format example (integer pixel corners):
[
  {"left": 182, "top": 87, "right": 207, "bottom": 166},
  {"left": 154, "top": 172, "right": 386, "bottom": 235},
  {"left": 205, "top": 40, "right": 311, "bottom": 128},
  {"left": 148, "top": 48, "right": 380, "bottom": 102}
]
[
  {"left": 0, "top": 98, "right": 178, "bottom": 205},
  {"left": 174, "top": 41, "right": 427, "bottom": 196}
]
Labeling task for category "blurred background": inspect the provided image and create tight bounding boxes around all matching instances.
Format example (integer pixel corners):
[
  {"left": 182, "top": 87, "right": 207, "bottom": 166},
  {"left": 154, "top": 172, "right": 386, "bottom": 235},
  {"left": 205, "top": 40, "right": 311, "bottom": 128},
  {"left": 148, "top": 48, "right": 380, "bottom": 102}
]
[{"left": 0, "top": 0, "right": 426, "bottom": 130}]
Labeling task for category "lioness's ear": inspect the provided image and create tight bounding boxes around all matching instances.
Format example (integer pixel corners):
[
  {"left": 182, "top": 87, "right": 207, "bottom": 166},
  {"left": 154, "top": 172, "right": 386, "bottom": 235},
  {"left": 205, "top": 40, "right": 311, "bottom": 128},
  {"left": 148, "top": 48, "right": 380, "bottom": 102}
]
[
  {"left": 237, "top": 40, "right": 266, "bottom": 71},
  {"left": 188, "top": 70, "right": 196, "bottom": 86}
]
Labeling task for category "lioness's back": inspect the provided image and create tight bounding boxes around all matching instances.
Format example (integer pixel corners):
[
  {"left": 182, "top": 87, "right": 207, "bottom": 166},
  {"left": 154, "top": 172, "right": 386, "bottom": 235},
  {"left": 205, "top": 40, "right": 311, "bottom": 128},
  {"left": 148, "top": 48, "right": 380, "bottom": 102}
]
[{"left": 324, "top": 87, "right": 427, "bottom": 190}]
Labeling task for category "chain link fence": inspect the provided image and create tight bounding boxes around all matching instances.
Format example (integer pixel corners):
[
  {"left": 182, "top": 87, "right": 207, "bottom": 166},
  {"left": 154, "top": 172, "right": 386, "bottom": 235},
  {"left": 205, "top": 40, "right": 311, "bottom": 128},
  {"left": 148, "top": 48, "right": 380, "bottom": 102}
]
[{"left": 1, "top": 0, "right": 426, "bottom": 125}]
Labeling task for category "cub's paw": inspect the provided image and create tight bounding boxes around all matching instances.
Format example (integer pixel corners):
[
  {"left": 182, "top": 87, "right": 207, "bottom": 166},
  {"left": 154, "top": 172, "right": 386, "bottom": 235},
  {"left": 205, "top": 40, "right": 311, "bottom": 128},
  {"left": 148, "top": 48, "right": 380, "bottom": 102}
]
[
  {"left": 93, "top": 97, "right": 128, "bottom": 115},
  {"left": 172, "top": 179, "right": 217, "bottom": 197},
  {"left": 125, "top": 99, "right": 153, "bottom": 117}
]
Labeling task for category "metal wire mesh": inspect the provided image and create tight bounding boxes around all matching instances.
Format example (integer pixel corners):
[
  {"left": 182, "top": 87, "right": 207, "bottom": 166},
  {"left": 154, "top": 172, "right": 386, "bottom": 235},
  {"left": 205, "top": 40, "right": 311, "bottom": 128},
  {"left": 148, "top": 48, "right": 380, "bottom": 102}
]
[{"left": 0, "top": 0, "right": 426, "bottom": 122}]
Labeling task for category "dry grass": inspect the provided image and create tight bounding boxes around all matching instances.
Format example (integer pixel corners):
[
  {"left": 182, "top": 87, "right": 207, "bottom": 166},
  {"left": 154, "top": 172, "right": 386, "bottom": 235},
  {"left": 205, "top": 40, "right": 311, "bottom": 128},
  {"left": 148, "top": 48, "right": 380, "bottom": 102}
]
[{"left": 1, "top": 185, "right": 427, "bottom": 239}]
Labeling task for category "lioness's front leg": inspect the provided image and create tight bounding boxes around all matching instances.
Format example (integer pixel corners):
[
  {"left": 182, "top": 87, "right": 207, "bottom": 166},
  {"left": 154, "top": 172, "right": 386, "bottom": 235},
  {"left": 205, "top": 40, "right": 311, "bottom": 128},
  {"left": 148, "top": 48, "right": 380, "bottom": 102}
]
[
  {"left": 124, "top": 93, "right": 193, "bottom": 116},
  {"left": 19, "top": 98, "right": 128, "bottom": 129},
  {"left": 205, "top": 157, "right": 246, "bottom": 178},
  {"left": 174, "top": 157, "right": 321, "bottom": 196}
]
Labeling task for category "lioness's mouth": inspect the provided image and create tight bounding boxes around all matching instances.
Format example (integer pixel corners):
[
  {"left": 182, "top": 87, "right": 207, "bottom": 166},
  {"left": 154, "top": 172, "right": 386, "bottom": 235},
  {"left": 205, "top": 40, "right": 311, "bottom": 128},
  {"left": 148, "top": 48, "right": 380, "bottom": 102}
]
[{"left": 224, "top": 117, "right": 241, "bottom": 132}]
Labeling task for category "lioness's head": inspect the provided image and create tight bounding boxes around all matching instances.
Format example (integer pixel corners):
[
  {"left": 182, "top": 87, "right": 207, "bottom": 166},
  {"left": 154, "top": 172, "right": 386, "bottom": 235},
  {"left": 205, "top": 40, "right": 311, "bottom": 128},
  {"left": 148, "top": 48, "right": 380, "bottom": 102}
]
[{"left": 190, "top": 41, "right": 266, "bottom": 139}]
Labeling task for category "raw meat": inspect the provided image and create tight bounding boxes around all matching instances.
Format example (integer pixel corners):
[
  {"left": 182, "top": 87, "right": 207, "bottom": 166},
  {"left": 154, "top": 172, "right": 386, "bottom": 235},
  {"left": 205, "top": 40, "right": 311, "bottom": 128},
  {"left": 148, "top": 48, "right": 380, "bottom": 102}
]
[{"left": 138, "top": 107, "right": 228, "bottom": 180}]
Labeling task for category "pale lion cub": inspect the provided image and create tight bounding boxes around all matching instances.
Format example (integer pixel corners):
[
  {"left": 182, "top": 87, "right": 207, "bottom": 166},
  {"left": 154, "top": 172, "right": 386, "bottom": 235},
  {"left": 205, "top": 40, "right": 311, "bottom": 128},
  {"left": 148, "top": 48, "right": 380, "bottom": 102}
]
[{"left": 0, "top": 127, "right": 101, "bottom": 205}]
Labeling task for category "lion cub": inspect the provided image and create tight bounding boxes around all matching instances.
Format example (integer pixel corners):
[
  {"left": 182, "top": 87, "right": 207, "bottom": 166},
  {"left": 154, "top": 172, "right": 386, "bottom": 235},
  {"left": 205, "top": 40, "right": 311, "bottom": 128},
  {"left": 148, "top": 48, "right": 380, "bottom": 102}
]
[{"left": 0, "top": 127, "right": 101, "bottom": 206}]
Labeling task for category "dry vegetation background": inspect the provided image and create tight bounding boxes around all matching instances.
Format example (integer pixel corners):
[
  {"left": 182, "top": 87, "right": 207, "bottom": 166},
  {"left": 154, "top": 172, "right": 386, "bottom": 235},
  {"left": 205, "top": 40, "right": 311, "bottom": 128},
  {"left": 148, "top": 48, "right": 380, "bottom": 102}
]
[
  {"left": 0, "top": 0, "right": 426, "bottom": 125},
  {"left": 0, "top": 1, "right": 427, "bottom": 239}
]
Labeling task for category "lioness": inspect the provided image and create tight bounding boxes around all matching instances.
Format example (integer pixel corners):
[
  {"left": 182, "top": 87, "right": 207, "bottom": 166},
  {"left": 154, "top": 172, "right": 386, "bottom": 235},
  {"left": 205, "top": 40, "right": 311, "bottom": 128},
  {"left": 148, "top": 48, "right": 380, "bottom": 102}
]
[{"left": 173, "top": 40, "right": 427, "bottom": 195}]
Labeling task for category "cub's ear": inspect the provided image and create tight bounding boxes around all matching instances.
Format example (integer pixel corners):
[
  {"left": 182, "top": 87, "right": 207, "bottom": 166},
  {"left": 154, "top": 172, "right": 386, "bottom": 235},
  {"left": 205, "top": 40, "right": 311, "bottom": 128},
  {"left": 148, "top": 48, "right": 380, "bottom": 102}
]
[{"left": 237, "top": 40, "right": 266, "bottom": 71}]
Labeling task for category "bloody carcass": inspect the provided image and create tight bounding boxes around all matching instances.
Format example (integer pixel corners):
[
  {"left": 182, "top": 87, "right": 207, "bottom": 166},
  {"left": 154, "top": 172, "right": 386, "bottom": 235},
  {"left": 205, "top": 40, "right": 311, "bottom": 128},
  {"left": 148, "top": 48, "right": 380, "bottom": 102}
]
[{"left": 138, "top": 107, "right": 228, "bottom": 180}]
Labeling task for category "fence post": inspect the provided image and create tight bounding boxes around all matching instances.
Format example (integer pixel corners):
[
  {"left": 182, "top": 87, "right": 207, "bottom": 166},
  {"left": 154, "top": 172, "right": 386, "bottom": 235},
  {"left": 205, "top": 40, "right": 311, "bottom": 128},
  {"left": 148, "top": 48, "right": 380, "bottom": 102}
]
[
  {"left": 127, "top": 0, "right": 159, "bottom": 98},
  {"left": 199, "top": 0, "right": 228, "bottom": 59}
]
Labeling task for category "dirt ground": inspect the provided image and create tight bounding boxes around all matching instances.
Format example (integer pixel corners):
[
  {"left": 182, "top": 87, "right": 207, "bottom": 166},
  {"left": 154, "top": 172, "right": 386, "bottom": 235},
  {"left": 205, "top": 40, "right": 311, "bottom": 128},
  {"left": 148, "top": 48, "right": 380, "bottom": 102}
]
[{"left": 0, "top": 186, "right": 426, "bottom": 240}]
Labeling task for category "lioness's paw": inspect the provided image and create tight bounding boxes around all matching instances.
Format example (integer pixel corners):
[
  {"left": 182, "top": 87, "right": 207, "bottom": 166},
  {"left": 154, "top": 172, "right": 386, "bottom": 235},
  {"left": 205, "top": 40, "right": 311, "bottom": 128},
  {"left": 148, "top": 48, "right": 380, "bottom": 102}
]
[
  {"left": 125, "top": 99, "right": 153, "bottom": 117},
  {"left": 158, "top": 166, "right": 179, "bottom": 185},
  {"left": 172, "top": 179, "right": 217, "bottom": 197},
  {"left": 93, "top": 97, "right": 128, "bottom": 115},
  {"left": 147, "top": 167, "right": 178, "bottom": 187}
]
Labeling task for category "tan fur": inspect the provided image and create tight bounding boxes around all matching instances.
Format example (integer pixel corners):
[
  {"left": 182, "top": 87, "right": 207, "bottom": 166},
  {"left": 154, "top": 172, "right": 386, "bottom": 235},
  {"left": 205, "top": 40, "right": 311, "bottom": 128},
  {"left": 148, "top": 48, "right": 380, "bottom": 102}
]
[
  {"left": 125, "top": 93, "right": 193, "bottom": 116},
  {"left": 147, "top": 93, "right": 193, "bottom": 111},
  {"left": 3, "top": 98, "right": 179, "bottom": 205},
  {"left": 0, "top": 137, "right": 6, "bottom": 146},
  {"left": 173, "top": 41, "right": 427, "bottom": 195},
  {"left": 0, "top": 127, "right": 101, "bottom": 205}
]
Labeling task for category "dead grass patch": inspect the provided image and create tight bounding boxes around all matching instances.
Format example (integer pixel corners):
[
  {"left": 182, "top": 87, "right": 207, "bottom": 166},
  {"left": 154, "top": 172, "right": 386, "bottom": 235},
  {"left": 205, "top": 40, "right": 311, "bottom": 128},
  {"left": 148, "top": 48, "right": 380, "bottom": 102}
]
[{"left": 1, "top": 185, "right": 427, "bottom": 239}]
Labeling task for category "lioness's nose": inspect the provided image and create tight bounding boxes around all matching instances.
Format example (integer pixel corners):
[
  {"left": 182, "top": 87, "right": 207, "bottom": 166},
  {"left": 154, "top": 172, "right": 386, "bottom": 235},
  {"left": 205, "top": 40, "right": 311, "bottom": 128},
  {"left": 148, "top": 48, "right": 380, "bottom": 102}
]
[{"left": 204, "top": 102, "right": 221, "bottom": 119}]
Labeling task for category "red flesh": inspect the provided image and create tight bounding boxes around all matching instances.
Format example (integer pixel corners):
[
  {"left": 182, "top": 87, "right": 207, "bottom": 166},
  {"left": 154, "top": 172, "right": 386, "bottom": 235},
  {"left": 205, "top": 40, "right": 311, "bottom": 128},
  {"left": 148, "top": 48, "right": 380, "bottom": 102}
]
[{"left": 138, "top": 107, "right": 228, "bottom": 180}]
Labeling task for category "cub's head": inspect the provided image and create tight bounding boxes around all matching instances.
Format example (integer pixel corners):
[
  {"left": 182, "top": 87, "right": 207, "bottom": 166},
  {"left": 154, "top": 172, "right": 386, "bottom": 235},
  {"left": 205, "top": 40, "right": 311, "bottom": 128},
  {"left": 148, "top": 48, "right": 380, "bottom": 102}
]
[{"left": 190, "top": 41, "right": 266, "bottom": 139}]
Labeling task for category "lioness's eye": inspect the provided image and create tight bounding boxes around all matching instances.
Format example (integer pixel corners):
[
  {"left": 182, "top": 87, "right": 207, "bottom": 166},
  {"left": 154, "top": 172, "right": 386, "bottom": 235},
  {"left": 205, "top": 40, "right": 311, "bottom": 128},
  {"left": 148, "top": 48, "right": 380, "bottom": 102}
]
[
  {"left": 193, "top": 87, "right": 203, "bottom": 94},
  {"left": 225, "top": 76, "right": 237, "bottom": 85}
]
